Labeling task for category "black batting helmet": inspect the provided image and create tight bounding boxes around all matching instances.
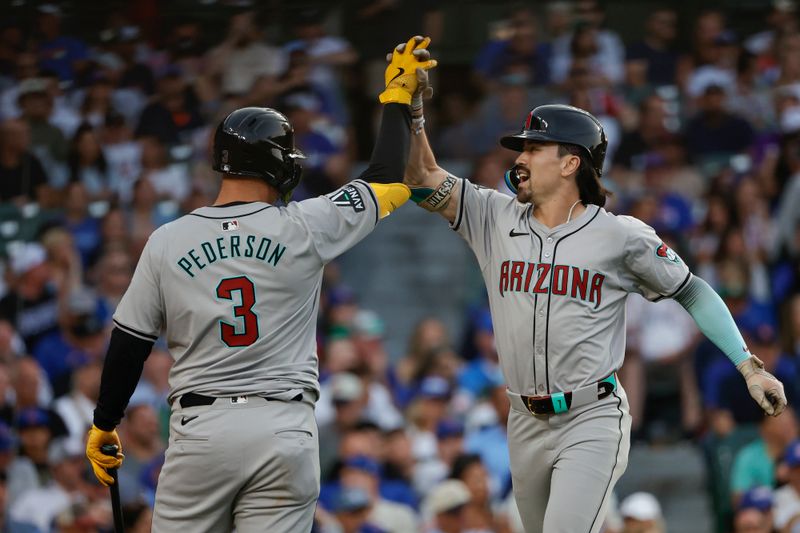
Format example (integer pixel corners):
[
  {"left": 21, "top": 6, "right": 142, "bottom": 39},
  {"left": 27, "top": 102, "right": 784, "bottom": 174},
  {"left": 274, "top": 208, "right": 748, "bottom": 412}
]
[
  {"left": 213, "top": 107, "right": 305, "bottom": 199},
  {"left": 500, "top": 104, "right": 608, "bottom": 176}
]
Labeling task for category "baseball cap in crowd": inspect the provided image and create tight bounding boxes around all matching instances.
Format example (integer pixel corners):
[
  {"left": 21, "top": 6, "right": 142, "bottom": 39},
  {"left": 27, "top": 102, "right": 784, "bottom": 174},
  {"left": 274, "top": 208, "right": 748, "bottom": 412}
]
[
  {"left": 283, "top": 91, "right": 322, "bottom": 113},
  {"left": 686, "top": 66, "right": 735, "bottom": 98},
  {"left": 620, "top": 492, "right": 662, "bottom": 521},
  {"left": 156, "top": 64, "right": 183, "bottom": 80},
  {"left": 342, "top": 455, "right": 381, "bottom": 477},
  {"left": 781, "top": 106, "right": 800, "bottom": 134},
  {"left": 330, "top": 372, "right": 363, "bottom": 404},
  {"left": 16, "top": 407, "right": 50, "bottom": 430},
  {"left": 740, "top": 320, "right": 778, "bottom": 346},
  {"left": 37, "top": 3, "right": 62, "bottom": 17},
  {"left": 67, "top": 287, "right": 99, "bottom": 315},
  {"left": 738, "top": 486, "right": 773, "bottom": 512},
  {"left": 785, "top": 439, "right": 800, "bottom": 468},
  {"left": 423, "top": 479, "right": 471, "bottom": 516},
  {"left": 327, "top": 286, "right": 357, "bottom": 307},
  {"left": 334, "top": 487, "right": 371, "bottom": 513},
  {"left": 17, "top": 78, "right": 49, "bottom": 99},
  {"left": 418, "top": 376, "right": 451, "bottom": 400},
  {"left": 353, "top": 310, "right": 384, "bottom": 340},
  {"left": 713, "top": 29, "right": 738, "bottom": 46},
  {"left": 116, "top": 25, "right": 141, "bottom": 43},
  {"left": 473, "top": 309, "right": 493, "bottom": 334},
  {"left": 8, "top": 242, "right": 47, "bottom": 276},
  {"left": 0, "top": 422, "right": 15, "bottom": 452},
  {"left": 436, "top": 419, "right": 464, "bottom": 440},
  {"left": 47, "top": 438, "right": 83, "bottom": 465}
]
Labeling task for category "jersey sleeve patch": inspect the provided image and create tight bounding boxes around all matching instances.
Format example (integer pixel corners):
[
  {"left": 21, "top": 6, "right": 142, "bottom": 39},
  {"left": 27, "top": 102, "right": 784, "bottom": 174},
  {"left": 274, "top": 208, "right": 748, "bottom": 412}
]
[
  {"left": 655, "top": 242, "right": 681, "bottom": 264},
  {"left": 327, "top": 184, "right": 365, "bottom": 212}
]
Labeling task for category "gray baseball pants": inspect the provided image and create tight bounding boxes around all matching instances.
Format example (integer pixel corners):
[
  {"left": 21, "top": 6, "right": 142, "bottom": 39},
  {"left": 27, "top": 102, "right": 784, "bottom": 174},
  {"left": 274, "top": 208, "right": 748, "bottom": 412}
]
[
  {"left": 152, "top": 395, "right": 319, "bottom": 533},
  {"left": 507, "top": 387, "right": 632, "bottom": 533}
]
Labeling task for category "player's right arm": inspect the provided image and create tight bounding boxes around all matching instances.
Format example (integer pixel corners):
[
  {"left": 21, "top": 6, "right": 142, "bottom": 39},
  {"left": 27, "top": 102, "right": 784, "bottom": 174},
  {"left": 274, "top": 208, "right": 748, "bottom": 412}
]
[
  {"left": 85, "top": 229, "right": 165, "bottom": 485},
  {"left": 392, "top": 47, "right": 462, "bottom": 224},
  {"left": 404, "top": 110, "right": 462, "bottom": 224}
]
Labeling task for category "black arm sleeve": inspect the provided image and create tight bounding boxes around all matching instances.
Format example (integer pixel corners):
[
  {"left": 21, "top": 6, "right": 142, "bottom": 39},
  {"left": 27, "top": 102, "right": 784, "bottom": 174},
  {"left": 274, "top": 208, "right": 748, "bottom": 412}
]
[
  {"left": 93, "top": 327, "right": 153, "bottom": 430},
  {"left": 357, "top": 103, "right": 411, "bottom": 184}
]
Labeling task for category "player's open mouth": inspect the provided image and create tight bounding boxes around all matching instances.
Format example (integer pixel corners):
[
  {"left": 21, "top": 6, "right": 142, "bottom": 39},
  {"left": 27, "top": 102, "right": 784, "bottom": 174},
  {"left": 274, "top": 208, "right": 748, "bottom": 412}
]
[{"left": 517, "top": 168, "right": 530, "bottom": 183}]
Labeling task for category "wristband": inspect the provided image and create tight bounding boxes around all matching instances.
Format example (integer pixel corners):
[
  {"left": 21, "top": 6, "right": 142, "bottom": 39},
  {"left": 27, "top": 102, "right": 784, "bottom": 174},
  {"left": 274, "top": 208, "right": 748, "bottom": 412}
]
[{"left": 410, "top": 175, "right": 457, "bottom": 211}]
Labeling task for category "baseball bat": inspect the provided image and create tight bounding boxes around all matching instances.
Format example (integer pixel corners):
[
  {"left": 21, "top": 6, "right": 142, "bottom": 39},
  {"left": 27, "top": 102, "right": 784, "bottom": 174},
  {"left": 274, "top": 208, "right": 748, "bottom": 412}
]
[{"left": 100, "top": 444, "right": 125, "bottom": 533}]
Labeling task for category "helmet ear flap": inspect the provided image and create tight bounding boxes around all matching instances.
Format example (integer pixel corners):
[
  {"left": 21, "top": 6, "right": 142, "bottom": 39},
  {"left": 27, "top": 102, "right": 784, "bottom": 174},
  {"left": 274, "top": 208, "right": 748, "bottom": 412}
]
[{"left": 504, "top": 165, "right": 521, "bottom": 193}]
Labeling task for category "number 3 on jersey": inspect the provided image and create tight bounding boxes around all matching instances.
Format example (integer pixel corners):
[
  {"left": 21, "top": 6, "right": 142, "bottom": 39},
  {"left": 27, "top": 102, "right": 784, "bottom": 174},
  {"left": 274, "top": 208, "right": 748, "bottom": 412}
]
[{"left": 216, "top": 276, "right": 259, "bottom": 347}]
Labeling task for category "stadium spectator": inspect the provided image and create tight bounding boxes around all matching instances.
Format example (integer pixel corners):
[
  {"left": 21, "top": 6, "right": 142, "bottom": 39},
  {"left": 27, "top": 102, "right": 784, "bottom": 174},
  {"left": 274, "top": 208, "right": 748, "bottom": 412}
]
[
  {"left": 473, "top": 7, "right": 552, "bottom": 90},
  {"left": 338, "top": 455, "right": 418, "bottom": 533},
  {"left": 0, "top": 244, "right": 60, "bottom": 351},
  {"left": 67, "top": 125, "right": 109, "bottom": 199},
  {"left": 449, "top": 453, "right": 498, "bottom": 531},
  {"left": 775, "top": 440, "right": 800, "bottom": 531},
  {"left": 18, "top": 77, "right": 67, "bottom": 170},
  {"left": 731, "top": 409, "right": 798, "bottom": 498},
  {"left": 550, "top": 0, "right": 625, "bottom": 87},
  {"left": 59, "top": 181, "right": 103, "bottom": 267},
  {"left": 117, "top": 402, "right": 163, "bottom": 491},
  {"left": 734, "top": 486, "right": 775, "bottom": 533},
  {"left": 34, "top": 4, "right": 89, "bottom": 85},
  {"left": 619, "top": 492, "right": 665, "bottom": 533},
  {"left": 625, "top": 8, "right": 680, "bottom": 88},
  {"left": 284, "top": 7, "right": 357, "bottom": 125},
  {"left": 134, "top": 67, "right": 203, "bottom": 145},
  {"left": 0, "top": 119, "right": 49, "bottom": 204},
  {"left": 32, "top": 288, "right": 106, "bottom": 397},
  {"left": 683, "top": 82, "right": 755, "bottom": 163},
  {"left": 9, "top": 438, "right": 93, "bottom": 532},
  {"left": 203, "top": 9, "right": 286, "bottom": 102},
  {"left": 421, "top": 479, "right": 472, "bottom": 533}
]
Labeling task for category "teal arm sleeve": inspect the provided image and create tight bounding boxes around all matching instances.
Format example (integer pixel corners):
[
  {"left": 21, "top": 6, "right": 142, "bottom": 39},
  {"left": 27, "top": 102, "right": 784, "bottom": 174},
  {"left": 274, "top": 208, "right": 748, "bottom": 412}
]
[{"left": 673, "top": 275, "right": 750, "bottom": 366}]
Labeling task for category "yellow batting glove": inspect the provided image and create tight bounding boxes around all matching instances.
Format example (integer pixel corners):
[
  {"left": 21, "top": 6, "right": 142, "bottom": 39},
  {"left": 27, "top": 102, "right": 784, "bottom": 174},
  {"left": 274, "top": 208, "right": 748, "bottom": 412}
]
[
  {"left": 86, "top": 425, "right": 124, "bottom": 486},
  {"left": 369, "top": 183, "right": 411, "bottom": 218},
  {"left": 379, "top": 36, "right": 438, "bottom": 105}
]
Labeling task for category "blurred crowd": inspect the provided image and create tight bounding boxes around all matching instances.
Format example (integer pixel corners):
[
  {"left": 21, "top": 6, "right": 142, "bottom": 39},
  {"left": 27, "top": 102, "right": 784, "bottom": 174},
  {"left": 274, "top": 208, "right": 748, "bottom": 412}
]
[{"left": 0, "top": 0, "right": 799, "bottom": 532}]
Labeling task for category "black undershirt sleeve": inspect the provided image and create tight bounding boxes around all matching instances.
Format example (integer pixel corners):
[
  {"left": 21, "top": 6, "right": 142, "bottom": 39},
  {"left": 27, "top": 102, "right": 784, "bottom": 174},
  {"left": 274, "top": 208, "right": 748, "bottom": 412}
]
[
  {"left": 93, "top": 327, "right": 154, "bottom": 430},
  {"left": 356, "top": 103, "right": 411, "bottom": 184}
]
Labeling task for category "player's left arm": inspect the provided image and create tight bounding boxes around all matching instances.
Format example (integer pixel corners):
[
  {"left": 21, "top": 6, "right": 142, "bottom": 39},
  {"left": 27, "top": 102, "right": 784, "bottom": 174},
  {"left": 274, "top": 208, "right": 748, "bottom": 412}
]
[
  {"left": 672, "top": 276, "right": 786, "bottom": 416},
  {"left": 622, "top": 219, "right": 786, "bottom": 416}
]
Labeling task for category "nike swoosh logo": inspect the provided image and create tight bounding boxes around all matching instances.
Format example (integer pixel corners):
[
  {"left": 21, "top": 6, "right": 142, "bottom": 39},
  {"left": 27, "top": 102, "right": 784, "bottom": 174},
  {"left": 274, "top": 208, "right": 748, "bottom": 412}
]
[
  {"left": 181, "top": 415, "right": 199, "bottom": 426},
  {"left": 389, "top": 67, "right": 405, "bottom": 83},
  {"left": 509, "top": 229, "right": 529, "bottom": 237}
]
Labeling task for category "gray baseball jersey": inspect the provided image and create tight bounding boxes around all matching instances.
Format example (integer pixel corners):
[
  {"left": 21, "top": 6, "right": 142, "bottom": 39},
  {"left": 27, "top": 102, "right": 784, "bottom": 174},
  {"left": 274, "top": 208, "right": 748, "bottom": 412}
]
[
  {"left": 451, "top": 178, "right": 690, "bottom": 396},
  {"left": 113, "top": 179, "right": 379, "bottom": 404},
  {"left": 452, "top": 178, "right": 688, "bottom": 532}
]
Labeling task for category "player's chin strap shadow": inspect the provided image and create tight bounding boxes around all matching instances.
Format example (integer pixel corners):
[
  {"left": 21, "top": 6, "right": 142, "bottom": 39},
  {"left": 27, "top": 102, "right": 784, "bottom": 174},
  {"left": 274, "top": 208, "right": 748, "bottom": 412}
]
[{"left": 505, "top": 165, "right": 523, "bottom": 193}]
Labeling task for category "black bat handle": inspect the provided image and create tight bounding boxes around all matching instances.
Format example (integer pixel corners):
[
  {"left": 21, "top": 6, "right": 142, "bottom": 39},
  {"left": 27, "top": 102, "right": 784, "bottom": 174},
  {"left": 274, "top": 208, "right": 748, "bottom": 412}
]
[{"left": 100, "top": 444, "right": 124, "bottom": 532}]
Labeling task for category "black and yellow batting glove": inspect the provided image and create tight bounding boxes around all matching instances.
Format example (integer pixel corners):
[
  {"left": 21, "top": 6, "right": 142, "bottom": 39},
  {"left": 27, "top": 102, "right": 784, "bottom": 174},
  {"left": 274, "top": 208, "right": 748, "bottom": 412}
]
[
  {"left": 86, "top": 425, "right": 124, "bottom": 486},
  {"left": 379, "top": 35, "right": 438, "bottom": 105}
]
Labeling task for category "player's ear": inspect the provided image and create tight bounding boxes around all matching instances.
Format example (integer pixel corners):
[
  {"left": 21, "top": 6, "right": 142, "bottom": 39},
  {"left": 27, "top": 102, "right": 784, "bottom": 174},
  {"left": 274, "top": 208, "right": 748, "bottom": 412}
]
[{"left": 560, "top": 153, "right": 580, "bottom": 177}]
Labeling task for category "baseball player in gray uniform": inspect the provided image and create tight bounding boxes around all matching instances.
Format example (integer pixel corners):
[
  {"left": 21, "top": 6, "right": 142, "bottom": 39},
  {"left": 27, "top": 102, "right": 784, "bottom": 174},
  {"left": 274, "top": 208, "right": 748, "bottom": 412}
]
[
  {"left": 84, "top": 38, "right": 436, "bottom": 532},
  {"left": 397, "top": 55, "right": 788, "bottom": 532}
]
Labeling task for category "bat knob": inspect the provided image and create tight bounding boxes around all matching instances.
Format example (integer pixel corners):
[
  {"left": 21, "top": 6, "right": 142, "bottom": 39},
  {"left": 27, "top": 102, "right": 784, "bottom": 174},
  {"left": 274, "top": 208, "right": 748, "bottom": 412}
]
[{"left": 100, "top": 444, "right": 119, "bottom": 457}]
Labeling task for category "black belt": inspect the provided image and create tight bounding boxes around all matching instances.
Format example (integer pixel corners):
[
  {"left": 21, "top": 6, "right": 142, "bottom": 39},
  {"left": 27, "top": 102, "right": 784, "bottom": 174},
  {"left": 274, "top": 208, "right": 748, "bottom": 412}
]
[
  {"left": 518, "top": 373, "right": 617, "bottom": 416},
  {"left": 179, "top": 392, "right": 303, "bottom": 408}
]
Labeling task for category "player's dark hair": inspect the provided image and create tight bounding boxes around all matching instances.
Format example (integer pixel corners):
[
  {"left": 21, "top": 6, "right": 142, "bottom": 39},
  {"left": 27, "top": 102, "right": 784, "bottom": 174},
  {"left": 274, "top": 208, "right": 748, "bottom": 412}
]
[{"left": 558, "top": 143, "right": 610, "bottom": 207}]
